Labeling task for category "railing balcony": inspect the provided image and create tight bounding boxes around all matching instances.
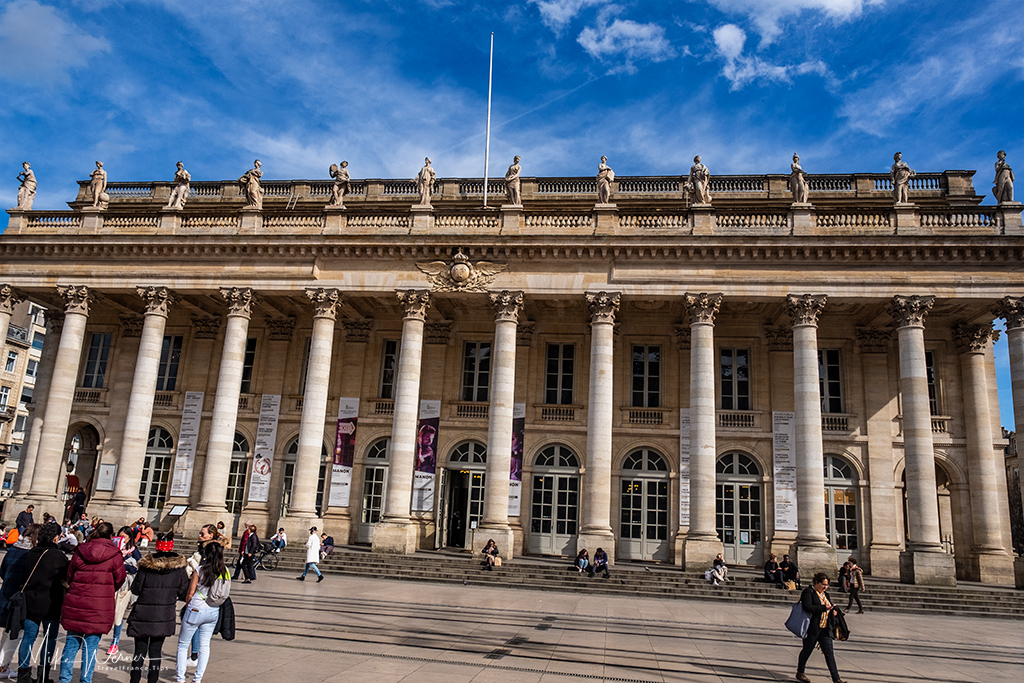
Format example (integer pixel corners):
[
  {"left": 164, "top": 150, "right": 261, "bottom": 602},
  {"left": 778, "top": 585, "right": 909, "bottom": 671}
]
[
  {"left": 6, "top": 325, "right": 29, "bottom": 344},
  {"left": 717, "top": 410, "right": 759, "bottom": 429},
  {"left": 0, "top": 406, "right": 16, "bottom": 422},
  {"left": 540, "top": 405, "right": 579, "bottom": 422},
  {"left": 626, "top": 408, "right": 665, "bottom": 426},
  {"left": 931, "top": 416, "right": 951, "bottom": 433},
  {"left": 237, "top": 394, "right": 255, "bottom": 412},
  {"left": 372, "top": 399, "right": 395, "bottom": 416},
  {"left": 153, "top": 391, "right": 177, "bottom": 409},
  {"left": 821, "top": 414, "right": 852, "bottom": 432},
  {"left": 454, "top": 402, "right": 489, "bottom": 419},
  {"left": 73, "top": 388, "right": 105, "bottom": 405}
]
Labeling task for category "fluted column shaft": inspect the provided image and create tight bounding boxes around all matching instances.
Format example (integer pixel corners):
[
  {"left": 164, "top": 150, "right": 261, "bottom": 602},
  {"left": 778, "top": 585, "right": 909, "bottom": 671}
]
[
  {"left": 582, "top": 292, "right": 619, "bottom": 536},
  {"left": 111, "top": 288, "right": 173, "bottom": 505},
  {"left": 685, "top": 293, "right": 722, "bottom": 542},
  {"left": 14, "top": 314, "right": 60, "bottom": 497}
]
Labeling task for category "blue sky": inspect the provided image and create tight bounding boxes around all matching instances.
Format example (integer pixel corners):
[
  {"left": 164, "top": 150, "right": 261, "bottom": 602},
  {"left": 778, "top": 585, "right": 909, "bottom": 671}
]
[{"left": 1, "top": 0, "right": 1022, "bottom": 428}]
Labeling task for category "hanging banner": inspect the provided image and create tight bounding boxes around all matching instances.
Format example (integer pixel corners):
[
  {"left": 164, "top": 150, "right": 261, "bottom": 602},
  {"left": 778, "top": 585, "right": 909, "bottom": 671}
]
[
  {"left": 329, "top": 397, "right": 359, "bottom": 507},
  {"left": 412, "top": 399, "right": 440, "bottom": 512},
  {"left": 246, "top": 394, "right": 281, "bottom": 503},
  {"left": 679, "top": 408, "right": 691, "bottom": 526},
  {"left": 508, "top": 403, "right": 526, "bottom": 517},
  {"left": 169, "top": 391, "right": 204, "bottom": 497},
  {"left": 773, "top": 411, "right": 798, "bottom": 531}
]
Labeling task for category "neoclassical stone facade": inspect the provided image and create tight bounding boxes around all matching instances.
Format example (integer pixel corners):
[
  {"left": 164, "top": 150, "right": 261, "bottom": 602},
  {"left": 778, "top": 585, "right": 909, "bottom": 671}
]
[{"left": 3, "top": 163, "right": 1023, "bottom": 587}]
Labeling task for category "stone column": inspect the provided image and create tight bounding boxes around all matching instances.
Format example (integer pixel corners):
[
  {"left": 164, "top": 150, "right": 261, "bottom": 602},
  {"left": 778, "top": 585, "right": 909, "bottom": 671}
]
[
  {"left": 27, "top": 287, "right": 93, "bottom": 501},
  {"left": 0, "top": 285, "right": 25, "bottom": 355},
  {"left": 196, "top": 288, "right": 255, "bottom": 513},
  {"left": 885, "top": 295, "right": 955, "bottom": 585},
  {"left": 995, "top": 297, "right": 1024, "bottom": 588},
  {"left": 109, "top": 287, "right": 174, "bottom": 515},
  {"left": 286, "top": 289, "right": 341, "bottom": 533},
  {"left": 682, "top": 293, "right": 724, "bottom": 570},
  {"left": 477, "top": 291, "right": 523, "bottom": 558},
  {"left": 785, "top": 294, "right": 837, "bottom": 576},
  {"left": 373, "top": 290, "right": 430, "bottom": 554},
  {"left": 953, "top": 322, "right": 1015, "bottom": 584},
  {"left": 579, "top": 292, "right": 619, "bottom": 559},
  {"left": 13, "top": 311, "right": 62, "bottom": 500}
]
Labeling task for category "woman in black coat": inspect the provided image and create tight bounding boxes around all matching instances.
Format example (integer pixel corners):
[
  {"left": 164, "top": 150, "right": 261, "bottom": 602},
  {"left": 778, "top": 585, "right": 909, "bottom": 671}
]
[
  {"left": 795, "top": 572, "right": 845, "bottom": 683},
  {"left": 127, "top": 533, "right": 189, "bottom": 683}
]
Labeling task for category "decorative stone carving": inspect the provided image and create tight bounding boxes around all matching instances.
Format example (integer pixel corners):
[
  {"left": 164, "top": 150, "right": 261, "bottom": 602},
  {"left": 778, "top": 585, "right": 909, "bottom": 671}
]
[
  {"left": 585, "top": 291, "right": 620, "bottom": 324},
  {"left": 674, "top": 324, "right": 691, "bottom": 350},
  {"left": 414, "top": 157, "right": 435, "bottom": 207},
  {"left": 165, "top": 162, "right": 191, "bottom": 210},
  {"left": 119, "top": 315, "right": 144, "bottom": 338},
  {"left": 396, "top": 290, "right": 431, "bottom": 320},
  {"left": 688, "top": 155, "right": 712, "bottom": 204},
  {"left": 790, "top": 153, "right": 809, "bottom": 204},
  {"left": 683, "top": 292, "right": 722, "bottom": 325},
  {"left": 490, "top": 290, "right": 524, "bottom": 323},
  {"left": 266, "top": 317, "right": 296, "bottom": 341},
  {"left": 137, "top": 286, "right": 174, "bottom": 317},
  {"left": 191, "top": 315, "right": 221, "bottom": 340},
  {"left": 855, "top": 327, "right": 893, "bottom": 354},
  {"left": 56, "top": 285, "right": 93, "bottom": 315},
  {"left": 785, "top": 294, "right": 828, "bottom": 326},
  {"left": 596, "top": 156, "right": 614, "bottom": 204},
  {"left": 328, "top": 161, "right": 350, "bottom": 208},
  {"left": 343, "top": 320, "right": 372, "bottom": 343},
  {"left": 764, "top": 325, "right": 793, "bottom": 351},
  {"left": 305, "top": 288, "right": 342, "bottom": 320},
  {"left": 0, "top": 284, "right": 25, "bottom": 315},
  {"left": 885, "top": 294, "right": 934, "bottom": 328},
  {"left": 16, "top": 162, "right": 36, "bottom": 210},
  {"left": 504, "top": 156, "right": 522, "bottom": 205},
  {"left": 425, "top": 321, "right": 453, "bottom": 345},
  {"left": 221, "top": 287, "right": 256, "bottom": 318},
  {"left": 516, "top": 322, "right": 535, "bottom": 347},
  {"left": 89, "top": 161, "right": 108, "bottom": 208},
  {"left": 44, "top": 309, "right": 65, "bottom": 335},
  {"left": 891, "top": 152, "right": 915, "bottom": 204},
  {"left": 994, "top": 150, "right": 1015, "bottom": 204},
  {"left": 238, "top": 159, "right": 263, "bottom": 210},
  {"left": 416, "top": 250, "right": 508, "bottom": 292},
  {"left": 953, "top": 322, "right": 996, "bottom": 354},
  {"left": 993, "top": 296, "right": 1024, "bottom": 330}
]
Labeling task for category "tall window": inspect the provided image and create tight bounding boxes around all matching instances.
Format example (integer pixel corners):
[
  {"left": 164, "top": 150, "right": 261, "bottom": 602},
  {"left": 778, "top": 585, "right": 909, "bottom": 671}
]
[
  {"left": 818, "top": 349, "right": 843, "bottom": 413},
  {"left": 461, "top": 342, "right": 491, "bottom": 402},
  {"left": 14, "top": 414, "right": 28, "bottom": 433},
  {"left": 81, "top": 333, "right": 112, "bottom": 388},
  {"left": 631, "top": 345, "right": 661, "bottom": 407},
  {"left": 239, "top": 337, "right": 257, "bottom": 394},
  {"left": 545, "top": 343, "right": 575, "bottom": 405},
  {"left": 5, "top": 351, "right": 16, "bottom": 373},
  {"left": 379, "top": 340, "right": 399, "bottom": 399},
  {"left": 156, "top": 335, "right": 184, "bottom": 391},
  {"left": 226, "top": 433, "right": 250, "bottom": 514},
  {"left": 720, "top": 348, "right": 750, "bottom": 411},
  {"left": 0, "top": 386, "right": 9, "bottom": 408},
  {"left": 26, "top": 360, "right": 38, "bottom": 378},
  {"left": 297, "top": 337, "right": 312, "bottom": 395},
  {"left": 925, "top": 351, "right": 940, "bottom": 415},
  {"left": 139, "top": 427, "right": 173, "bottom": 510},
  {"left": 31, "top": 331, "right": 45, "bottom": 350}
]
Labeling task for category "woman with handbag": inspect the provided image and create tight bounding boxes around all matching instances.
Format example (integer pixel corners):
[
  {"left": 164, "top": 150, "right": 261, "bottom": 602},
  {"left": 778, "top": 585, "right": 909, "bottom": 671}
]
[
  {"left": 174, "top": 542, "right": 229, "bottom": 683},
  {"left": 126, "top": 533, "right": 188, "bottom": 683},
  {"left": 795, "top": 573, "right": 846, "bottom": 683},
  {"left": 0, "top": 524, "right": 39, "bottom": 678},
  {"left": 14, "top": 521, "right": 68, "bottom": 683}
]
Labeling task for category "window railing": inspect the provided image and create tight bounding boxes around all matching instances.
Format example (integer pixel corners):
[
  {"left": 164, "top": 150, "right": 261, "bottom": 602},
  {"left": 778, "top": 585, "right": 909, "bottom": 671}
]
[
  {"left": 717, "top": 410, "right": 758, "bottom": 429},
  {"left": 73, "top": 389, "right": 105, "bottom": 405},
  {"left": 153, "top": 391, "right": 177, "bottom": 409},
  {"left": 372, "top": 399, "right": 395, "bottom": 416},
  {"left": 540, "top": 405, "right": 579, "bottom": 422},
  {"left": 454, "top": 402, "right": 489, "bottom": 419},
  {"left": 821, "top": 414, "right": 852, "bottom": 432},
  {"left": 626, "top": 408, "right": 665, "bottom": 425}
]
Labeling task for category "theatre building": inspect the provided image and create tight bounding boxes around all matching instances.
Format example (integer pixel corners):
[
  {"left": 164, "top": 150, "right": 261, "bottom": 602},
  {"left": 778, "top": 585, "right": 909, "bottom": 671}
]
[{"left": 2, "top": 158, "right": 1022, "bottom": 587}]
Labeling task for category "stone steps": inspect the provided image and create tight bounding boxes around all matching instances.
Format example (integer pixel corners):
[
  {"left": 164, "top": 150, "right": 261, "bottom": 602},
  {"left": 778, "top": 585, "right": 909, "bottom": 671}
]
[{"left": 256, "top": 547, "right": 1024, "bottom": 620}]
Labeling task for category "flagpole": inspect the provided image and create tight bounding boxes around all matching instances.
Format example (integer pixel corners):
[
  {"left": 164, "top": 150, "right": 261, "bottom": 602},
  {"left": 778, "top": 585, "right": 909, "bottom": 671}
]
[{"left": 483, "top": 32, "right": 494, "bottom": 208}]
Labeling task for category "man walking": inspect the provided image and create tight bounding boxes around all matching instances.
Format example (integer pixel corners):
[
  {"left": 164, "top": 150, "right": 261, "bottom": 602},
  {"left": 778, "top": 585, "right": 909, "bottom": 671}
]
[{"left": 845, "top": 556, "right": 865, "bottom": 614}]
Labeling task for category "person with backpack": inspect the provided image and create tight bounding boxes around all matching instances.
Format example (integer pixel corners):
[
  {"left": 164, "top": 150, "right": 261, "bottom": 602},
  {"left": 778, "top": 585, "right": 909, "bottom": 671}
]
[
  {"left": 14, "top": 521, "right": 68, "bottom": 683},
  {"left": 0, "top": 524, "right": 39, "bottom": 679},
  {"left": 126, "top": 533, "right": 188, "bottom": 683},
  {"left": 174, "top": 542, "right": 229, "bottom": 683}
]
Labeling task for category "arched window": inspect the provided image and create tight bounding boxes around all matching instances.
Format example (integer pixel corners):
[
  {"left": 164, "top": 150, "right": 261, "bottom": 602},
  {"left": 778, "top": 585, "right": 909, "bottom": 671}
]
[
  {"left": 280, "top": 437, "right": 330, "bottom": 516},
  {"left": 529, "top": 445, "right": 581, "bottom": 556},
  {"left": 716, "top": 452, "right": 763, "bottom": 565},
  {"left": 824, "top": 454, "right": 858, "bottom": 557},
  {"left": 622, "top": 448, "right": 669, "bottom": 471},
  {"left": 226, "top": 432, "right": 250, "bottom": 514},
  {"left": 140, "top": 427, "right": 174, "bottom": 510},
  {"left": 619, "top": 448, "right": 670, "bottom": 561},
  {"left": 535, "top": 445, "right": 580, "bottom": 469},
  {"left": 359, "top": 438, "right": 391, "bottom": 542},
  {"left": 449, "top": 441, "right": 487, "bottom": 464}
]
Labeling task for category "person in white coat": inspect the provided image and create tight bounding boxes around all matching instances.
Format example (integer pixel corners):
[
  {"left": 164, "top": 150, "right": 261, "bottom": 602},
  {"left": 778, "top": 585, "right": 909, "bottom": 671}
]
[{"left": 296, "top": 527, "right": 323, "bottom": 582}]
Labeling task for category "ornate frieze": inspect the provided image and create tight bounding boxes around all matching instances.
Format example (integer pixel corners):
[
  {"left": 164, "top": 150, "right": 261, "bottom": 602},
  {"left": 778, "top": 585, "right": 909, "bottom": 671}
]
[
  {"left": 763, "top": 325, "right": 793, "bottom": 352},
  {"left": 306, "top": 288, "right": 342, "bottom": 320},
  {"left": 56, "top": 285, "right": 93, "bottom": 316},
  {"left": 674, "top": 324, "right": 691, "bottom": 350},
  {"left": 855, "top": 327, "right": 893, "bottom": 354},
  {"left": 490, "top": 290, "right": 524, "bottom": 323},
  {"left": 425, "top": 321, "right": 453, "bottom": 345},
  {"left": 266, "top": 317, "right": 296, "bottom": 341},
  {"left": 396, "top": 290, "right": 431, "bottom": 321},
  {"left": 191, "top": 315, "right": 221, "bottom": 340},
  {"left": 0, "top": 284, "right": 26, "bottom": 316},
  {"left": 221, "top": 287, "right": 255, "bottom": 318},
  {"left": 137, "top": 286, "right": 174, "bottom": 317},
  {"left": 343, "top": 320, "right": 372, "bottom": 343},
  {"left": 585, "top": 291, "right": 620, "bottom": 324},
  {"left": 885, "top": 295, "right": 934, "bottom": 328},
  {"left": 785, "top": 293, "right": 828, "bottom": 326},
  {"left": 516, "top": 322, "right": 535, "bottom": 347},
  {"left": 993, "top": 296, "right": 1024, "bottom": 330},
  {"left": 119, "top": 315, "right": 144, "bottom": 338},
  {"left": 683, "top": 292, "right": 722, "bottom": 325},
  {"left": 953, "top": 322, "right": 997, "bottom": 354},
  {"left": 416, "top": 250, "right": 508, "bottom": 292}
]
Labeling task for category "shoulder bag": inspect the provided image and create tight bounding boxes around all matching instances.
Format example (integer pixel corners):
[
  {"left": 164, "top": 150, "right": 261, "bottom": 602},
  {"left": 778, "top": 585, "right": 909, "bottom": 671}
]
[
  {"left": 784, "top": 601, "right": 810, "bottom": 639},
  {"left": 4, "top": 550, "right": 50, "bottom": 639}
]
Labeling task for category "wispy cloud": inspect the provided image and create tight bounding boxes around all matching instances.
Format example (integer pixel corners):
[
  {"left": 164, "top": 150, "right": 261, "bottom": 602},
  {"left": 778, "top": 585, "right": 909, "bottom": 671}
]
[
  {"left": 707, "top": 0, "right": 886, "bottom": 45},
  {"left": 712, "top": 23, "right": 829, "bottom": 89},
  {"left": 529, "top": 0, "right": 604, "bottom": 33},
  {"left": 0, "top": 0, "right": 110, "bottom": 86},
  {"left": 578, "top": 14, "right": 675, "bottom": 73}
]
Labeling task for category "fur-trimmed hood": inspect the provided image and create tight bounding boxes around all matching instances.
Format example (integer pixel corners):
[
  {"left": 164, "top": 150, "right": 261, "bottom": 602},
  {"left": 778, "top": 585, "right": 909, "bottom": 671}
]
[{"left": 138, "top": 552, "right": 187, "bottom": 573}]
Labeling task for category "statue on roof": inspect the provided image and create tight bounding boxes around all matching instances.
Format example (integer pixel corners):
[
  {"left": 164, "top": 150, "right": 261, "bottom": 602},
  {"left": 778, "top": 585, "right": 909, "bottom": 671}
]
[
  {"left": 596, "top": 156, "right": 614, "bottom": 204},
  {"left": 890, "top": 152, "right": 915, "bottom": 204},
  {"left": 90, "top": 161, "right": 108, "bottom": 209},
  {"left": 238, "top": 159, "right": 263, "bottom": 210},
  {"left": 688, "top": 155, "right": 712, "bottom": 204},
  {"left": 994, "top": 150, "right": 1014, "bottom": 204},
  {"left": 165, "top": 161, "right": 191, "bottom": 210},
  {"left": 16, "top": 162, "right": 36, "bottom": 210},
  {"left": 414, "top": 157, "right": 435, "bottom": 207},
  {"left": 504, "top": 155, "right": 522, "bottom": 206},
  {"left": 790, "top": 153, "right": 809, "bottom": 204},
  {"left": 328, "top": 160, "right": 350, "bottom": 207}
]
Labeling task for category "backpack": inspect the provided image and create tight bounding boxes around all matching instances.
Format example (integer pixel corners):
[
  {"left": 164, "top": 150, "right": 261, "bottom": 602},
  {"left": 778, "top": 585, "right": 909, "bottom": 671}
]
[{"left": 201, "top": 574, "right": 231, "bottom": 607}]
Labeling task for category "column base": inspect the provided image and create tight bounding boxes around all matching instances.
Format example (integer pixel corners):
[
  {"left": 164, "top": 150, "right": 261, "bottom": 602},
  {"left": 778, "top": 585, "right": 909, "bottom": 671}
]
[
  {"left": 681, "top": 535, "right": 722, "bottom": 572},
  {"left": 578, "top": 528, "right": 616, "bottom": 564},
  {"left": 471, "top": 526, "right": 515, "bottom": 561},
  {"left": 795, "top": 543, "right": 838, "bottom": 579},
  {"left": 864, "top": 544, "right": 902, "bottom": 579},
  {"left": 371, "top": 520, "right": 419, "bottom": 555},
  {"left": 280, "top": 513, "right": 325, "bottom": 543},
  {"left": 323, "top": 510, "right": 354, "bottom": 545},
  {"left": 90, "top": 501, "right": 149, "bottom": 528},
  {"left": 899, "top": 550, "right": 956, "bottom": 586},
  {"left": 966, "top": 551, "right": 1015, "bottom": 585}
]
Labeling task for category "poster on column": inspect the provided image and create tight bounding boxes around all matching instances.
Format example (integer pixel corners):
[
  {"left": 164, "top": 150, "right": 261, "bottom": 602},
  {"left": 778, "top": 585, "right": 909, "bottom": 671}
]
[
  {"left": 507, "top": 403, "right": 526, "bottom": 517},
  {"left": 246, "top": 394, "right": 281, "bottom": 503},
  {"left": 169, "top": 392, "right": 204, "bottom": 497},
  {"left": 679, "top": 408, "right": 690, "bottom": 526},
  {"left": 773, "top": 411, "right": 798, "bottom": 531},
  {"left": 329, "top": 397, "right": 359, "bottom": 507},
  {"left": 412, "top": 399, "right": 440, "bottom": 512}
]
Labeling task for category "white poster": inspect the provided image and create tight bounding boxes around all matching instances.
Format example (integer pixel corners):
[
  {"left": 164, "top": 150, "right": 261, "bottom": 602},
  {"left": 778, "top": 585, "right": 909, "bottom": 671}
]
[
  {"left": 679, "top": 408, "right": 691, "bottom": 526},
  {"left": 412, "top": 399, "right": 441, "bottom": 512},
  {"left": 329, "top": 397, "right": 360, "bottom": 507},
  {"left": 773, "top": 411, "right": 798, "bottom": 531},
  {"left": 169, "top": 391, "right": 204, "bottom": 497},
  {"left": 508, "top": 403, "right": 526, "bottom": 517},
  {"left": 246, "top": 394, "right": 281, "bottom": 503}
]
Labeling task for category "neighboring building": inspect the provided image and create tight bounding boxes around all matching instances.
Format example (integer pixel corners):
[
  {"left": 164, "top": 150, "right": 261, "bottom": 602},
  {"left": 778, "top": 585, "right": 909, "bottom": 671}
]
[
  {"left": 1006, "top": 429, "right": 1023, "bottom": 556},
  {"left": 2, "top": 160, "right": 1022, "bottom": 587}
]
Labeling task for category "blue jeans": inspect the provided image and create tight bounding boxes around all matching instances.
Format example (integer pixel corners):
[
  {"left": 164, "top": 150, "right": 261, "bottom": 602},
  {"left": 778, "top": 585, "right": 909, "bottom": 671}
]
[
  {"left": 301, "top": 562, "right": 321, "bottom": 577},
  {"left": 18, "top": 619, "right": 58, "bottom": 670},
  {"left": 111, "top": 621, "right": 123, "bottom": 646},
  {"left": 176, "top": 600, "right": 219, "bottom": 682},
  {"left": 59, "top": 632, "right": 100, "bottom": 683},
  {"left": 272, "top": 539, "right": 285, "bottom": 550}
]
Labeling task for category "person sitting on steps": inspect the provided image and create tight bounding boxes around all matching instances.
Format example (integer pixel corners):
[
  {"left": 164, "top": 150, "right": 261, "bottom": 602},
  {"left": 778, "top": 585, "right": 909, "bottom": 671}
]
[
  {"left": 574, "top": 549, "right": 589, "bottom": 574},
  {"left": 481, "top": 539, "right": 499, "bottom": 571},
  {"left": 589, "top": 548, "right": 609, "bottom": 578}
]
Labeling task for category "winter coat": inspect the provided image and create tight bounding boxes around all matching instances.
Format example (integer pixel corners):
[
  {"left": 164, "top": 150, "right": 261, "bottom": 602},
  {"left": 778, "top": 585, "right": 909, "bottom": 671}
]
[
  {"left": 305, "top": 533, "right": 319, "bottom": 564},
  {"left": 16, "top": 542, "right": 69, "bottom": 623},
  {"left": 0, "top": 540, "right": 32, "bottom": 622},
  {"left": 243, "top": 531, "right": 260, "bottom": 556},
  {"left": 61, "top": 538, "right": 127, "bottom": 635},
  {"left": 127, "top": 552, "right": 189, "bottom": 638}
]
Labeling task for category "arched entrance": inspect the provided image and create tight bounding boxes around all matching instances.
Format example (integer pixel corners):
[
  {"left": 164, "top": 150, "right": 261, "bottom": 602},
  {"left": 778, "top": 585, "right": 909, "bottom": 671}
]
[
  {"left": 280, "top": 438, "right": 330, "bottom": 518},
  {"left": 716, "top": 451, "right": 763, "bottom": 565},
  {"left": 438, "top": 441, "right": 487, "bottom": 549},
  {"left": 226, "top": 432, "right": 249, "bottom": 536},
  {"left": 824, "top": 455, "right": 859, "bottom": 561},
  {"left": 528, "top": 444, "right": 580, "bottom": 556},
  {"left": 139, "top": 427, "right": 173, "bottom": 514},
  {"left": 617, "top": 448, "right": 670, "bottom": 561},
  {"left": 356, "top": 438, "right": 389, "bottom": 543},
  {"left": 64, "top": 424, "right": 100, "bottom": 501}
]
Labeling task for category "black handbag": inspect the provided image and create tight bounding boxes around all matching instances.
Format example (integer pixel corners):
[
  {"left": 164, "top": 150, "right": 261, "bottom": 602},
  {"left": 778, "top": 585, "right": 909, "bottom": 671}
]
[{"left": 4, "top": 550, "right": 49, "bottom": 639}]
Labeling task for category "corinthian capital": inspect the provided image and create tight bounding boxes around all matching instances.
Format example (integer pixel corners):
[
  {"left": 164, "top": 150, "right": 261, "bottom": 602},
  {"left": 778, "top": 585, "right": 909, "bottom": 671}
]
[
  {"left": 397, "top": 289, "right": 431, "bottom": 321},
  {"left": 0, "top": 285, "right": 26, "bottom": 316},
  {"left": 56, "top": 285, "right": 93, "bottom": 316},
  {"left": 993, "top": 296, "right": 1024, "bottom": 330},
  {"left": 306, "top": 288, "right": 342, "bottom": 320},
  {"left": 220, "top": 287, "right": 256, "bottom": 319},
  {"left": 683, "top": 292, "right": 723, "bottom": 325},
  {"left": 585, "top": 291, "right": 620, "bottom": 324},
  {"left": 953, "top": 322, "right": 997, "bottom": 355},
  {"left": 137, "top": 286, "right": 174, "bottom": 317},
  {"left": 785, "top": 294, "right": 828, "bottom": 327},
  {"left": 490, "top": 290, "right": 524, "bottom": 323},
  {"left": 885, "top": 295, "right": 934, "bottom": 328}
]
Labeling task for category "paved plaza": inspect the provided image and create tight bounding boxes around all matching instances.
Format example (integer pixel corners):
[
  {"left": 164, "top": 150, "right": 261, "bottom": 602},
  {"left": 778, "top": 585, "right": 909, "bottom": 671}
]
[{"left": 74, "top": 573, "right": 1023, "bottom": 683}]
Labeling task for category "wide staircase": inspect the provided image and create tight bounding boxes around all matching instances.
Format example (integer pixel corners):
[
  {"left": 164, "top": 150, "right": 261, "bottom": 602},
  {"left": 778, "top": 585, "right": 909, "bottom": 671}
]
[{"left": 262, "top": 545, "right": 1024, "bottom": 620}]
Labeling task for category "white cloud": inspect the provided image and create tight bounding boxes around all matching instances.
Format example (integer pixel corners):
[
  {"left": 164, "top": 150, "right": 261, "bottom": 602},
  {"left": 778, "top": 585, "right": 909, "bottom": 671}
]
[
  {"left": 529, "top": 0, "right": 604, "bottom": 32},
  {"left": 708, "top": 0, "right": 885, "bottom": 45},
  {"left": 0, "top": 1, "right": 110, "bottom": 86},
  {"left": 578, "top": 17, "right": 675, "bottom": 71},
  {"left": 712, "top": 23, "right": 745, "bottom": 61},
  {"left": 712, "top": 23, "right": 828, "bottom": 88}
]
